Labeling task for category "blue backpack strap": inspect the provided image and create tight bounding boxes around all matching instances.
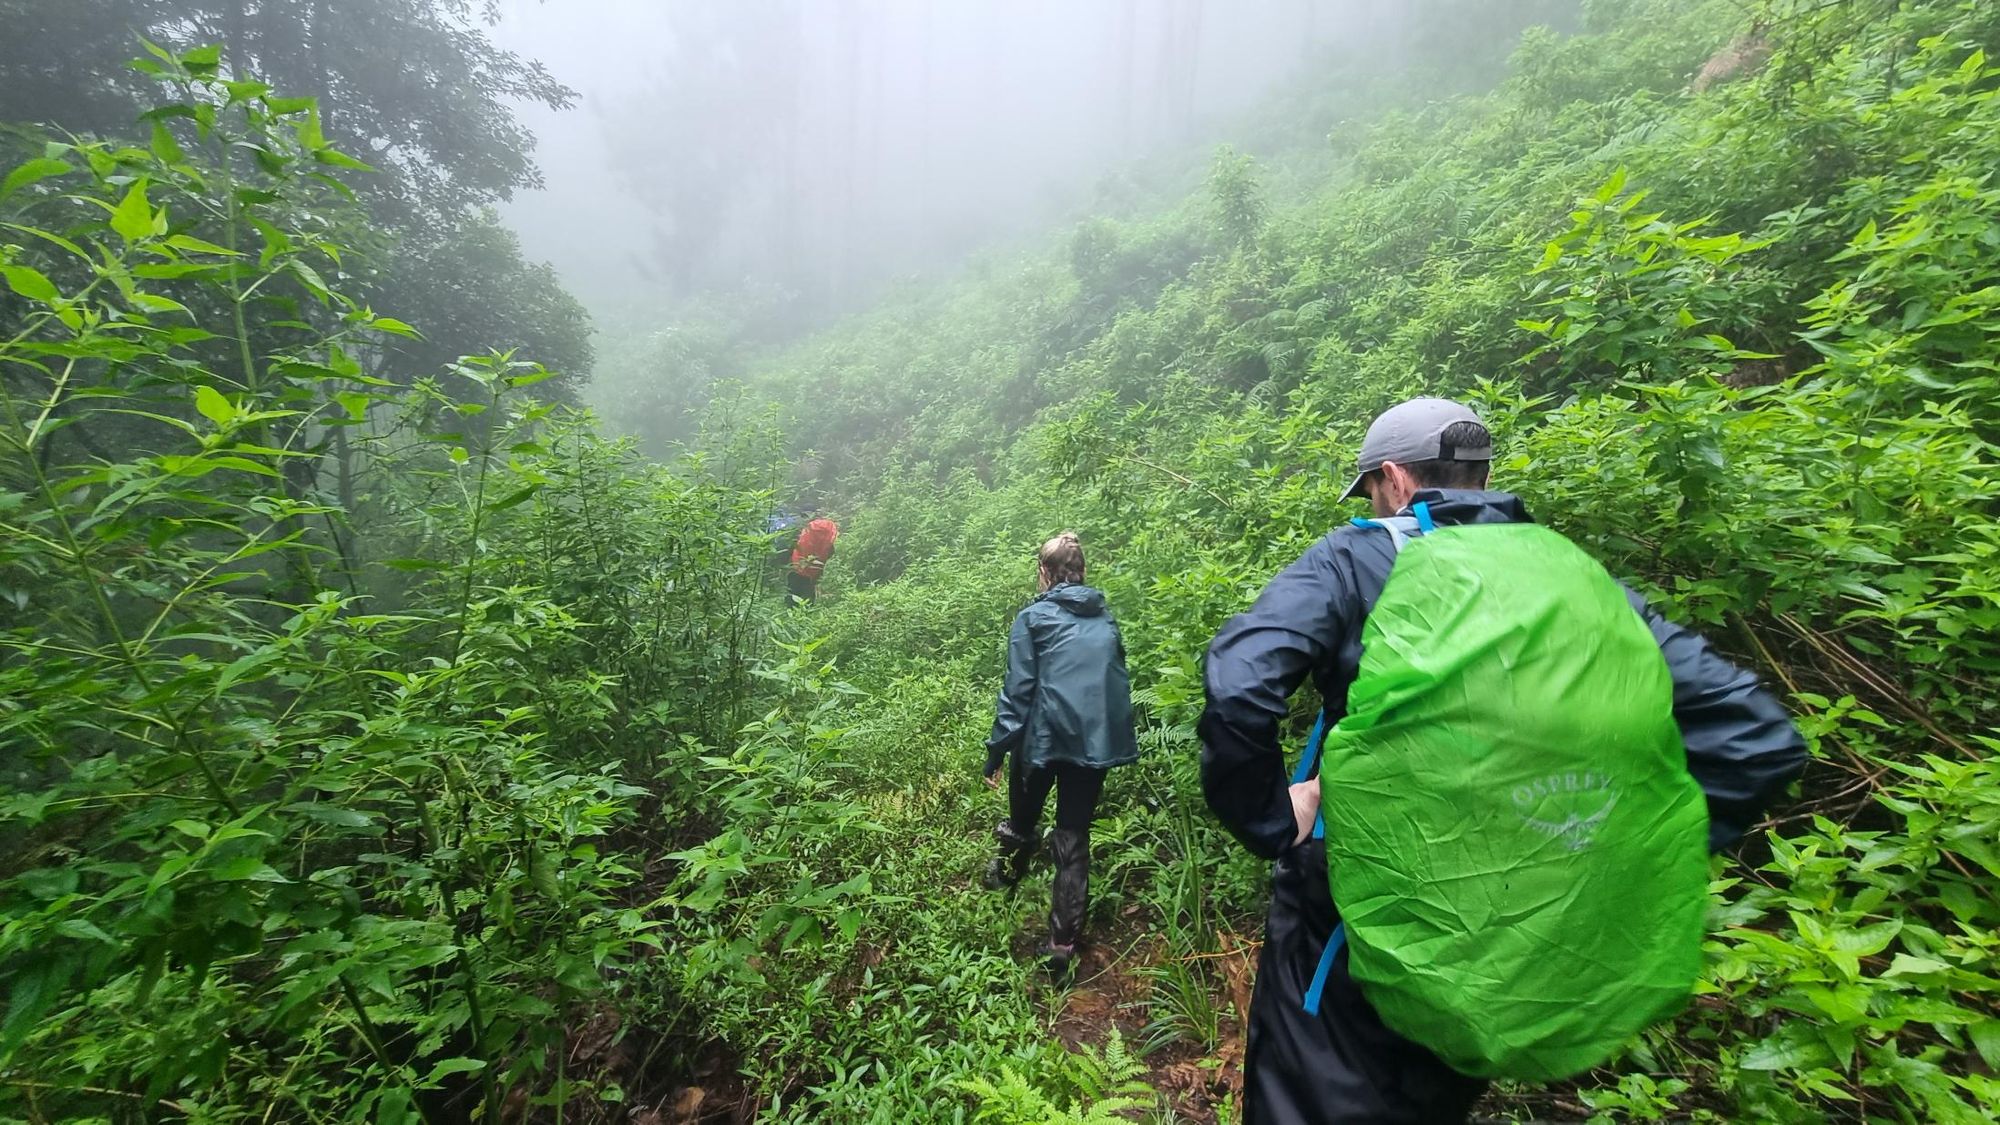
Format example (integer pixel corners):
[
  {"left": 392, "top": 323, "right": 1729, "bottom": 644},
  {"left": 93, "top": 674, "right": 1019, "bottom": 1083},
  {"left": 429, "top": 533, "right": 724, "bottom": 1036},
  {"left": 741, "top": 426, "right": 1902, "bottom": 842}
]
[
  {"left": 1290, "top": 710, "right": 1328, "bottom": 841},
  {"left": 1303, "top": 923, "right": 1347, "bottom": 1016},
  {"left": 1351, "top": 514, "right": 1422, "bottom": 553},
  {"left": 1290, "top": 710, "right": 1327, "bottom": 784},
  {"left": 1298, "top": 510, "right": 1431, "bottom": 1017}
]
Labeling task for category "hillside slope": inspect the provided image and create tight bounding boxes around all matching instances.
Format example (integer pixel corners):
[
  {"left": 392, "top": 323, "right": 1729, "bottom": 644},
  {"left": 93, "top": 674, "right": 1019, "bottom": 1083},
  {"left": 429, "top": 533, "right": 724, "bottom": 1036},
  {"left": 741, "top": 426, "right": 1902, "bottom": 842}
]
[{"left": 719, "top": 0, "right": 2000, "bottom": 1120}]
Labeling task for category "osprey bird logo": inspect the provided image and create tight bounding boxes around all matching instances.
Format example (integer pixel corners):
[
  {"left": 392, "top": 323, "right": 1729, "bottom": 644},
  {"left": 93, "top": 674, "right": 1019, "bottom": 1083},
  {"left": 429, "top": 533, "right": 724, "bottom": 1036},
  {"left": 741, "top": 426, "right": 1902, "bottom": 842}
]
[
  {"left": 1522, "top": 795, "right": 1618, "bottom": 851},
  {"left": 1512, "top": 772, "right": 1618, "bottom": 852}
]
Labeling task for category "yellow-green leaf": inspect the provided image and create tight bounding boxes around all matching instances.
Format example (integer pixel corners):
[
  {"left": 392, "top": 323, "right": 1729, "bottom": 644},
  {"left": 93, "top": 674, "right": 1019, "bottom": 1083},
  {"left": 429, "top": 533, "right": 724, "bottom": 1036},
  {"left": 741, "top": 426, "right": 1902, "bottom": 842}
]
[
  {"left": 150, "top": 122, "right": 184, "bottom": 164},
  {"left": 0, "top": 157, "right": 74, "bottom": 202},
  {"left": 163, "top": 233, "right": 240, "bottom": 256},
  {"left": 1, "top": 265, "right": 58, "bottom": 303},
  {"left": 110, "top": 180, "right": 156, "bottom": 242},
  {"left": 194, "top": 385, "right": 234, "bottom": 426}
]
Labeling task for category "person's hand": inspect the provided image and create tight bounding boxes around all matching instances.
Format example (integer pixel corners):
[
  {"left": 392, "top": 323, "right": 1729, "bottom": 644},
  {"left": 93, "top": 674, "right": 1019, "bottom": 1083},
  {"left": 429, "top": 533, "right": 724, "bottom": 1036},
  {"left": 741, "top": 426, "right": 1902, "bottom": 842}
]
[
  {"left": 1288, "top": 778, "right": 1321, "bottom": 845},
  {"left": 983, "top": 769, "right": 1002, "bottom": 790}
]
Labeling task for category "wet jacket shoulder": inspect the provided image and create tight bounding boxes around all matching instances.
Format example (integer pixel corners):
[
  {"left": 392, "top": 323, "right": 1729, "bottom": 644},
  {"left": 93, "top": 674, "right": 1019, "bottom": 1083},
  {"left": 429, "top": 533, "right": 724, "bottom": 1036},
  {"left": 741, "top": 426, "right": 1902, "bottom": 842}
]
[
  {"left": 1197, "top": 488, "right": 1808, "bottom": 859},
  {"left": 985, "top": 584, "right": 1140, "bottom": 773}
]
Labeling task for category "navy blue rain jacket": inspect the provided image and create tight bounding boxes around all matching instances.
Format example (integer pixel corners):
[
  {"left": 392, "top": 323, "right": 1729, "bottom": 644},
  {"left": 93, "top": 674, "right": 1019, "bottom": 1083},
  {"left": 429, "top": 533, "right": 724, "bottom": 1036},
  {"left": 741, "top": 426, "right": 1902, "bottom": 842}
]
[
  {"left": 985, "top": 583, "right": 1140, "bottom": 774},
  {"left": 1199, "top": 489, "right": 1808, "bottom": 858}
]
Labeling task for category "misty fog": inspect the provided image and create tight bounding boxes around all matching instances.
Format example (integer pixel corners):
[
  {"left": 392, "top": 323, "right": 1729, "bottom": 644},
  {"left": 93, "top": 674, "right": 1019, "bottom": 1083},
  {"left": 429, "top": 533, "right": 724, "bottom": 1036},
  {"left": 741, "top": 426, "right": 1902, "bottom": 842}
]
[{"left": 492, "top": 1, "right": 1432, "bottom": 321}]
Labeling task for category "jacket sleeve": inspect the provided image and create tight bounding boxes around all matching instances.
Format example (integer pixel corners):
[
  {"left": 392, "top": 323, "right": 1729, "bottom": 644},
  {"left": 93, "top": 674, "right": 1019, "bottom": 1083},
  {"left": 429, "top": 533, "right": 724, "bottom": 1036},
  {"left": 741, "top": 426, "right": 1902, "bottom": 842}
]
[
  {"left": 1198, "top": 542, "right": 1354, "bottom": 859},
  {"left": 1626, "top": 589, "right": 1809, "bottom": 851},
  {"left": 984, "top": 610, "right": 1037, "bottom": 775}
]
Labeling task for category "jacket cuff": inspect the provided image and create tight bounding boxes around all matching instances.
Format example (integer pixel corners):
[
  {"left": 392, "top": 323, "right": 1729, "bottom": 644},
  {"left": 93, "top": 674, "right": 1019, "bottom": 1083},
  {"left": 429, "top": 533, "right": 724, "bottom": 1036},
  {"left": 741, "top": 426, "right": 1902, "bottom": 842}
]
[{"left": 983, "top": 745, "right": 1007, "bottom": 777}]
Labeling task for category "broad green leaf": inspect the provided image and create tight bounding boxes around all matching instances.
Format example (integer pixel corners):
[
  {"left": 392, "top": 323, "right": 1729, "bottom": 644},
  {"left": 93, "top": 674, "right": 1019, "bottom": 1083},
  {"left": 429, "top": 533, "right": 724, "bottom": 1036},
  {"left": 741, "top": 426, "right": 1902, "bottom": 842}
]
[
  {"left": 0, "top": 960, "right": 66, "bottom": 1056},
  {"left": 315, "top": 148, "right": 376, "bottom": 172},
  {"left": 288, "top": 803, "right": 377, "bottom": 831},
  {"left": 210, "top": 857, "right": 289, "bottom": 883},
  {"left": 0, "top": 157, "right": 74, "bottom": 202},
  {"left": 296, "top": 110, "right": 327, "bottom": 150},
  {"left": 215, "top": 649, "right": 279, "bottom": 693},
  {"left": 163, "top": 233, "right": 241, "bottom": 256},
  {"left": 53, "top": 919, "right": 117, "bottom": 946},
  {"left": 420, "top": 1058, "right": 487, "bottom": 1086},
  {"left": 290, "top": 259, "right": 331, "bottom": 302},
  {"left": 150, "top": 122, "right": 184, "bottom": 164},
  {"left": 194, "top": 385, "right": 234, "bottom": 426},
  {"left": 129, "top": 292, "right": 190, "bottom": 315},
  {"left": 109, "top": 180, "right": 156, "bottom": 242},
  {"left": 1, "top": 265, "right": 58, "bottom": 303},
  {"left": 225, "top": 79, "right": 273, "bottom": 105},
  {"left": 1738, "top": 1030, "right": 1826, "bottom": 1071},
  {"left": 1972, "top": 1019, "right": 2000, "bottom": 1071},
  {"left": 486, "top": 484, "right": 540, "bottom": 513},
  {"left": 506, "top": 368, "right": 559, "bottom": 389}
]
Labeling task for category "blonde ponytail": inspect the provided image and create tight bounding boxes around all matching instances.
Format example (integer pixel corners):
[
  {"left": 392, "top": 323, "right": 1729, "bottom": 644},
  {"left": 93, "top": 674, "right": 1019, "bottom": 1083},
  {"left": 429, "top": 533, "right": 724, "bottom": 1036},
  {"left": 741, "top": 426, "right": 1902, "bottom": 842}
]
[{"left": 1038, "top": 531, "right": 1086, "bottom": 588}]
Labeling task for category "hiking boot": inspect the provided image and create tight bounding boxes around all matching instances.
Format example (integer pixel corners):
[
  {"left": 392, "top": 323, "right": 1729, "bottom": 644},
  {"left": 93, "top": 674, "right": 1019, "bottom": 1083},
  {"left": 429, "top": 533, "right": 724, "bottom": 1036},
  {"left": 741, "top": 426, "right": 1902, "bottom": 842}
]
[
  {"left": 1042, "top": 942, "right": 1076, "bottom": 979},
  {"left": 990, "top": 819, "right": 1038, "bottom": 888}
]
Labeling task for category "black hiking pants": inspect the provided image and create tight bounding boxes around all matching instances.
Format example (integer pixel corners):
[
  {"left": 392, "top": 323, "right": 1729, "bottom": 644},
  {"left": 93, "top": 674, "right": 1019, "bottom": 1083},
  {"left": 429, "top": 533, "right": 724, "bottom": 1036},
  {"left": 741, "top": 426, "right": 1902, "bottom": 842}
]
[
  {"left": 994, "top": 757, "right": 1106, "bottom": 948},
  {"left": 1245, "top": 840, "right": 1488, "bottom": 1124},
  {"left": 785, "top": 570, "right": 818, "bottom": 605}
]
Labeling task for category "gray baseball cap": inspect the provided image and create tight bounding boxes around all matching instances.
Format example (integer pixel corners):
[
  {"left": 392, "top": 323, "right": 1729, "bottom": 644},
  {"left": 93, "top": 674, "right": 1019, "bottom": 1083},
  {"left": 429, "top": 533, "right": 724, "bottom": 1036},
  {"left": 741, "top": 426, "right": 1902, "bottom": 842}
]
[{"left": 1337, "top": 397, "right": 1493, "bottom": 502}]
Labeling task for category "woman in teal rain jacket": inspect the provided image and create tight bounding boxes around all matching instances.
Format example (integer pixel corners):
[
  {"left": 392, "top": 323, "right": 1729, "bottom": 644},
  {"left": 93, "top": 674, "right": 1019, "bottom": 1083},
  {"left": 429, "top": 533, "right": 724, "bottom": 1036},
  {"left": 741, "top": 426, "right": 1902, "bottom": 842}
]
[{"left": 981, "top": 532, "right": 1139, "bottom": 973}]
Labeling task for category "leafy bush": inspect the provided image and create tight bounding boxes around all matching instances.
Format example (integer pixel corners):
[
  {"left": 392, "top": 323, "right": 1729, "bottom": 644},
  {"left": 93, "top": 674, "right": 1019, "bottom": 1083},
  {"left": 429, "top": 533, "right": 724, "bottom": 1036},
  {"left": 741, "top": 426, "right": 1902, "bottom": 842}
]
[{"left": 0, "top": 49, "right": 774, "bottom": 1122}]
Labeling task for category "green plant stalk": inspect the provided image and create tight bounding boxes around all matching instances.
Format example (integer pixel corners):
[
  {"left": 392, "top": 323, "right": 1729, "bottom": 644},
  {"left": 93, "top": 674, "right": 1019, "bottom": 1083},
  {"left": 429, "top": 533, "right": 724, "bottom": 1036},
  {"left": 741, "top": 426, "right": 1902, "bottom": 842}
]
[
  {"left": 0, "top": 360, "right": 241, "bottom": 816},
  {"left": 446, "top": 379, "right": 504, "bottom": 670},
  {"left": 338, "top": 976, "right": 438, "bottom": 1125}
]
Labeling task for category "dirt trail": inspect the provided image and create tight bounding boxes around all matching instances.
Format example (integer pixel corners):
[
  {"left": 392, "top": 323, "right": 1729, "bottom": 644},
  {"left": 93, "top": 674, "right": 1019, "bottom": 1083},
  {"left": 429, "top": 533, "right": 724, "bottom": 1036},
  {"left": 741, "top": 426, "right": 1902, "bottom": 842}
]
[{"left": 1024, "top": 918, "right": 1260, "bottom": 1123}]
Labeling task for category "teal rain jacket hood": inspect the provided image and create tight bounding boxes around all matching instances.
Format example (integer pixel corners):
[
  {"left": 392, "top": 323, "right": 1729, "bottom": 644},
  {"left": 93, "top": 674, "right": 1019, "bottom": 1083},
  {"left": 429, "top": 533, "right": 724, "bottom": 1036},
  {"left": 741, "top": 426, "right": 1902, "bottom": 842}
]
[{"left": 984, "top": 583, "right": 1139, "bottom": 772}]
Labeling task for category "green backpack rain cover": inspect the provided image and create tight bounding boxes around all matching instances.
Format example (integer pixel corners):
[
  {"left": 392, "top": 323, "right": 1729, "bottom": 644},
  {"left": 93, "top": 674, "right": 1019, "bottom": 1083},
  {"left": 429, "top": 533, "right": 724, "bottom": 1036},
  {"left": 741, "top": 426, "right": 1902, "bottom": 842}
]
[{"left": 1320, "top": 517, "right": 1710, "bottom": 1081}]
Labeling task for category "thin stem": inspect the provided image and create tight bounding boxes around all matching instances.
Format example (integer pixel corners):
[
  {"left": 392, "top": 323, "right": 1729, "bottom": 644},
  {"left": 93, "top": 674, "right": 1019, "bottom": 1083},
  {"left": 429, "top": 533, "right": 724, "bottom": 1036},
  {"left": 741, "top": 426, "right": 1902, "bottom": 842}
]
[
  {"left": 1112, "top": 453, "right": 1241, "bottom": 516},
  {"left": 338, "top": 977, "right": 439, "bottom": 1125},
  {"left": 446, "top": 381, "right": 503, "bottom": 669},
  {"left": 219, "top": 155, "right": 260, "bottom": 399}
]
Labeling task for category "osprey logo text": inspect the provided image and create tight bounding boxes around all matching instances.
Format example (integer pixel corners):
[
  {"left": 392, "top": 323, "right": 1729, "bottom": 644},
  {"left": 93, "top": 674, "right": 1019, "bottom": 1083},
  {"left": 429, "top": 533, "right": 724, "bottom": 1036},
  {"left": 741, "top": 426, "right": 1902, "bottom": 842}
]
[{"left": 1512, "top": 771, "right": 1617, "bottom": 851}]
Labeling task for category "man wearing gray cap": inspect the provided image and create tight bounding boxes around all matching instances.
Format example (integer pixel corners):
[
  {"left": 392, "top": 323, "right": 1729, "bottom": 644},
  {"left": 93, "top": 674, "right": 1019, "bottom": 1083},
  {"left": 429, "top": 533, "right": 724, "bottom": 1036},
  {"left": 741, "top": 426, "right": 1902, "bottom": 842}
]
[{"left": 1198, "top": 397, "right": 1805, "bottom": 1123}]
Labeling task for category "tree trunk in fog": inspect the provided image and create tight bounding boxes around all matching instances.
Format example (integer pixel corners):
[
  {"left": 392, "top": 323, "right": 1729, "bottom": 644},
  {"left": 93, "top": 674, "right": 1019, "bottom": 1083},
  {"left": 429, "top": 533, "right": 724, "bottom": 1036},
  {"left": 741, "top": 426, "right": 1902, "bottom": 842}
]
[
  {"left": 308, "top": 1, "right": 332, "bottom": 150},
  {"left": 862, "top": 17, "right": 884, "bottom": 292},
  {"left": 1118, "top": 0, "right": 1137, "bottom": 156},
  {"left": 834, "top": 1, "right": 861, "bottom": 311},
  {"left": 1160, "top": 0, "right": 1168, "bottom": 141},
  {"left": 917, "top": 0, "right": 934, "bottom": 249},
  {"left": 777, "top": 5, "right": 803, "bottom": 303},
  {"left": 1182, "top": 0, "right": 1204, "bottom": 141},
  {"left": 224, "top": 2, "right": 247, "bottom": 74},
  {"left": 1153, "top": 0, "right": 1205, "bottom": 143}
]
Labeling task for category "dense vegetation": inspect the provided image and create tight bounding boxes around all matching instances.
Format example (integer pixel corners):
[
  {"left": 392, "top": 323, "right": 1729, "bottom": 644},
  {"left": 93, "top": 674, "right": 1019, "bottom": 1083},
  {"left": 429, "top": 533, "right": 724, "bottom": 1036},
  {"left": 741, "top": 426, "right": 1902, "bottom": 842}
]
[{"left": 4, "top": 0, "right": 1997, "bottom": 1122}]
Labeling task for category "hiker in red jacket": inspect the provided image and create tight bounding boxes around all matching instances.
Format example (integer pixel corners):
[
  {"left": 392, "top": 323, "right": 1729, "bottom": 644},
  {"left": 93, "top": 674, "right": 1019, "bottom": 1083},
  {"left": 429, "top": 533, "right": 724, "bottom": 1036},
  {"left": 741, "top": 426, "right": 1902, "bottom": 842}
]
[{"left": 788, "top": 516, "right": 839, "bottom": 604}]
